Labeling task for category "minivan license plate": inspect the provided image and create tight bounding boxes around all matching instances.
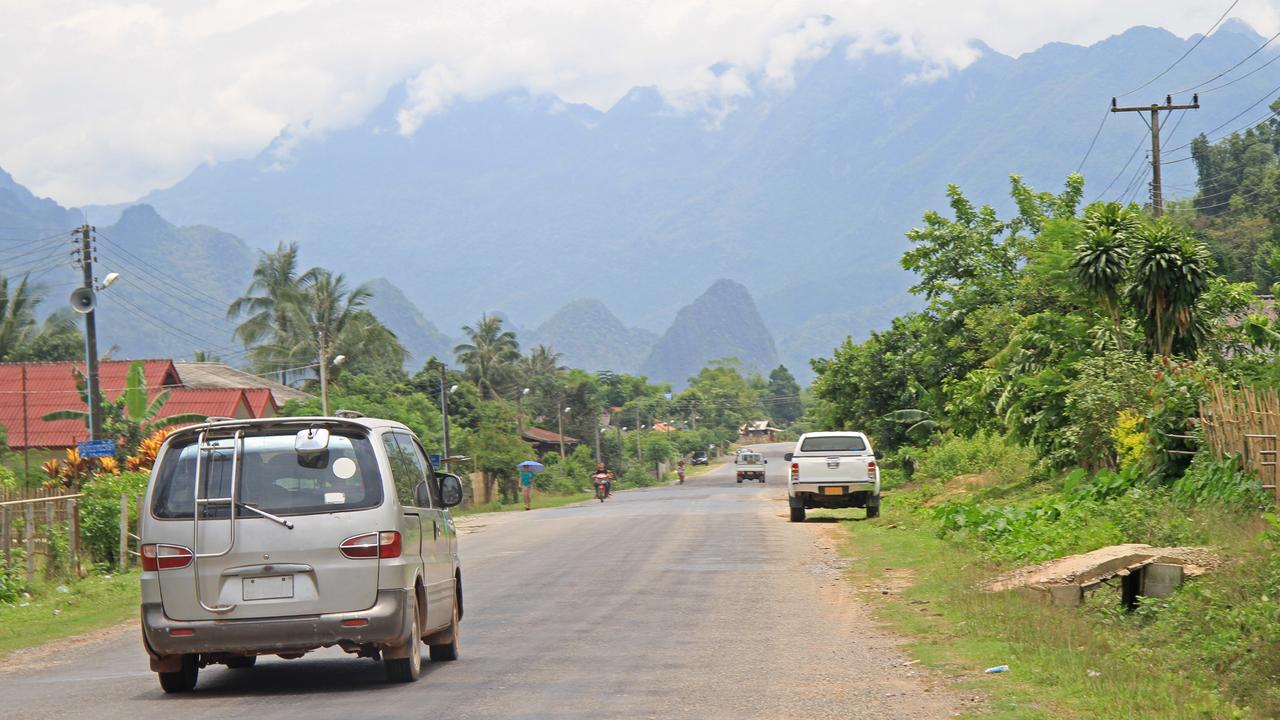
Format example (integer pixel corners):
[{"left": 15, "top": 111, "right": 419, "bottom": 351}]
[{"left": 243, "top": 575, "right": 294, "bottom": 601}]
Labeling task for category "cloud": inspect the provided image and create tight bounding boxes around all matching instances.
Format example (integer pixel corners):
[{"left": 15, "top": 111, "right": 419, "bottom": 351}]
[{"left": 1, "top": 1, "right": 1275, "bottom": 205}]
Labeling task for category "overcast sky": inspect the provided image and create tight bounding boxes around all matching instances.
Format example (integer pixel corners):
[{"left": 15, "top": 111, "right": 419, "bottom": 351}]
[{"left": 3, "top": 0, "right": 1279, "bottom": 206}]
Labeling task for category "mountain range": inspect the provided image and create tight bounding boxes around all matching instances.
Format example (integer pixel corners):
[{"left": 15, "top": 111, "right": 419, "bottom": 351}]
[{"left": 8, "top": 22, "right": 1280, "bottom": 383}]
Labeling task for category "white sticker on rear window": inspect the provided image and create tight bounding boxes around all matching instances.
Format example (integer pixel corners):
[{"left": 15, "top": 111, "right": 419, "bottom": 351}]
[
  {"left": 324, "top": 492, "right": 346, "bottom": 505},
  {"left": 332, "top": 457, "right": 357, "bottom": 479}
]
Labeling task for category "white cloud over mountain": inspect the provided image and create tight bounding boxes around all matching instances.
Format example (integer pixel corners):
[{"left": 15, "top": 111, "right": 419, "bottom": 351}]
[{"left": 2, "top": 0, "right": 1276, "bottom": 205}]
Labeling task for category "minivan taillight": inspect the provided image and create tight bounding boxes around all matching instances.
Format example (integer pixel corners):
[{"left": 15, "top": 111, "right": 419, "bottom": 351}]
[
  {"left": 141, "top": 543, "right": 192, "bottom": 571},
  {"left": 867, "top": 459, "right": 877, "bottom": 481},
  {"left": 340, "top": 531, "right": 401, "bottom": 559}
]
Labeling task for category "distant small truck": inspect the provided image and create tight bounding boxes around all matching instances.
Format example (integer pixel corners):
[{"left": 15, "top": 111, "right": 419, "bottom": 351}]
[
  {"left": 785, "top": 432, "right": 879, "bottom": 521},
  {"left": 735, "top": 451, "right": 766, "bottom": 483}
]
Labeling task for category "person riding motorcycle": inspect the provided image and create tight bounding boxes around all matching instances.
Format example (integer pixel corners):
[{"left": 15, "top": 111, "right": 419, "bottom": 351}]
[{"left": 592, "top": 463, "right": 614, "bottom": 498}]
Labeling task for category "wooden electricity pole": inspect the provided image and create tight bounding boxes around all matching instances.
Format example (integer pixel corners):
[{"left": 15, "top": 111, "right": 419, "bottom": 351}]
[{"left": 1111, "top": 94, "right": 1199, "bottom": 216}]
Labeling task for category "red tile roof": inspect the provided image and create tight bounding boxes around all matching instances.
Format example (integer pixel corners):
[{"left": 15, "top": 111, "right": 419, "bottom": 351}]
[
  {"left": 0, "top": 360, "right": 181, "bottom": 449},
  {"left": 158, "top": 388, "right": 252, "bottom": 424}
]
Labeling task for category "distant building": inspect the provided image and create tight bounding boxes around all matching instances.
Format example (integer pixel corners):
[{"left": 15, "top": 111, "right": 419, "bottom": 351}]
[
  {"left": 739, "top": 420, "right": 780, "bottom": 443},
  {"left": 521, "top": 427, "right": 580, "bottom": 456},
  {"left": 0, "top": 359, "right": 304, "bottom": 450}
]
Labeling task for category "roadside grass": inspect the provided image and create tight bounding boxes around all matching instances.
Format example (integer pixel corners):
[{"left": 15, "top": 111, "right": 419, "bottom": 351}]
[
  {"left": 0, "top": 570, "right": 140, "bottom": 658},
  {"left": 814, "top": 503, "right": 1246, "bottom": 719},
  {"left": 453, "top": 490, "right": 597, "bottom": 516}
]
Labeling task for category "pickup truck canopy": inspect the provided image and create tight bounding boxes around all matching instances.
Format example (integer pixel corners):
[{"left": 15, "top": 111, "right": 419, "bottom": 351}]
[{"left": 798, "top": 435, "right": 867, "bottom": 453}]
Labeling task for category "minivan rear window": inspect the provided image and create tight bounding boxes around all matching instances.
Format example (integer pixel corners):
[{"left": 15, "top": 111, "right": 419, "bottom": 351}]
[
  {"left": 152, "top": 432, "right": 383, "bottom": 519},
  {"left": 800, "top": 435, "right": 867, "bottom": 453}
]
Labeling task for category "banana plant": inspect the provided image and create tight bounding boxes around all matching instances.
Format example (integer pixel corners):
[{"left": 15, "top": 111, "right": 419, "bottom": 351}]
[
  {"left": 43, "top": 361, "right": 207, "bottom": 456},
  {"left": 881, "top": 408, "right": 939, "bottom": 438}
]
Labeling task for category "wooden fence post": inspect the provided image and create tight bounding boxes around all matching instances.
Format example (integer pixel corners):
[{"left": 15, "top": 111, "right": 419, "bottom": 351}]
[
  {"left": 67, "top": 498, "right": 79, "bottom": 578},
  {"left": 44, "top": 501, "right": 55, "bottom": 579},
  {"left": 118, "top": 494, "right": 128, "bottom": 572},
  {"left": 24, "top": 504, "right": 35, "bottom": 582},
  {"left": 1, "top": 505, "right": 9, "bottom": 566}
]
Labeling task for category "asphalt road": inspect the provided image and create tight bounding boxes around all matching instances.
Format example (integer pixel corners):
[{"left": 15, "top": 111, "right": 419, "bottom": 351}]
[{"left": 1, "top": 443, "right": 961, "bottom": 719}]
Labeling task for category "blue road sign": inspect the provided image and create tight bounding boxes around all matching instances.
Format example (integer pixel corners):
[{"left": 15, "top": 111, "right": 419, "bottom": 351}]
[
  {"left": 428, "top": 454, "right": 442, "bottom": 469},
  {"left": 77, "top": 439, "right": 116, "bottom": 458}
]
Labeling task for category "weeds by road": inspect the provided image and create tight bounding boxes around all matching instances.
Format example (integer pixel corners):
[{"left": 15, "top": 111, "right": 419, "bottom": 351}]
[
  {"left": 821, "top": 501, "right": 1255, "bottom": 719},
  {"left": 0, "top": 571, "right": 139, "bottom": 659}
]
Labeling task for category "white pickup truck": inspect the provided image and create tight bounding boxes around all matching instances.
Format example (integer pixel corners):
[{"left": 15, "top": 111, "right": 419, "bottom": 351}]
[
  {"left": 734, "top": 450, "right": 766, "bottom": 483},
  {"left": 785, "top": 431, "right": 880, "bottom": 522}
]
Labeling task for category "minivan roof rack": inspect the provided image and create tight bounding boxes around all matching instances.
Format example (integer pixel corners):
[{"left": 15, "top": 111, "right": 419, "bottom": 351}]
[{"left": 333, "top": 409, "right": 365, "bottom": 419}]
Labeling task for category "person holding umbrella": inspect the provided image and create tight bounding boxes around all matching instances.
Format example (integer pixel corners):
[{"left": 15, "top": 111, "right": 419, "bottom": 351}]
[{"left": 517, "top": 460, "right": 544, "bottom": 510}]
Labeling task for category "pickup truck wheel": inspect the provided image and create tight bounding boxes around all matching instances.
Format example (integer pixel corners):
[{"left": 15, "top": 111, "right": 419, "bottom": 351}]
[
  {"left": 225, "top": 655, "right": 257, "bottom": 669},
  {"left": 736, "top": 478, "right": 742, "bottom": 483},
  {"left": 789, "top": 506, "right": 805, "bottom": 522},
  {"left": 385, "top": 598, "right": 422, "bottom": 683},
  {"left": 158, "top": 654, "right": 199, "bottom": 693},
  {"left": 866, "top": 505, "right": 880, "bottom": 519}
]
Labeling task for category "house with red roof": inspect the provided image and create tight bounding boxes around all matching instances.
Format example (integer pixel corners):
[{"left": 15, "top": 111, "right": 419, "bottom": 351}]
[{"left": 0, "top": 359, "right": 291, "bottom": 450}]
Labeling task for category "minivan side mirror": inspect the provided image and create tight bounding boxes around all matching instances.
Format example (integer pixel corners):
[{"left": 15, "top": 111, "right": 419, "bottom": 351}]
[
  {"left": 414, "top": 480, "right": 432, "bottom": 508},
  {"left": 784, "top": 452, "right": 793, "bottom": 461},
  {"left": 439, "top": 473, "right": 464, "bottom": 508}
]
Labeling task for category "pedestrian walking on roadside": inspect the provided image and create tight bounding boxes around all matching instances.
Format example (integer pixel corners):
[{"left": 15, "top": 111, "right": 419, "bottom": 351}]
[
  {"left": 677, "top": 459, "right": 686, "bottom": 484},
  {"left": 520, "top": 466, "right": 536, "bottom": 510}
]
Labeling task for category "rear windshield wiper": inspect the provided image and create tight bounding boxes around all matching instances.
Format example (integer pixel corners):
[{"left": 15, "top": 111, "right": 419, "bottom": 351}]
[{"left": 237, "top": 502, "right": 295, "bottom": 530}]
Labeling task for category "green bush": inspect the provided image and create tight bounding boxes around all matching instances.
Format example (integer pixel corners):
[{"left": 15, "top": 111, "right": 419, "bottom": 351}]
[
  {"left": 80, "top": 471, "right": 148, "bottom": 568},
  {"left": 1170, "top": 454, "right": 1270, "bottom": 508},
  {"left": 0, "top": 554, "right": 25, "bottom": 604},
  {"left": 911, "top": 432, "right": 1037, "bottom": 485}
]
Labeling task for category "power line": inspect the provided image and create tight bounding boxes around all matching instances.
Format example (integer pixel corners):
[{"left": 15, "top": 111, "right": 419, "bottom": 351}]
[
  {"left": 1117, "top": 0, "right": 1240, "bottom": 97},
  {"left": 1202, "top": 44, "right": 1280, "bottom": 94},
  {"left": 1174, "top": 28, "right": 1280, "bottom": 95},
  {"left": 93, "top": 232, "right": 239, "bottom": 312},
  {"left": 1166, "top": 82, "right": 1280, "bottom": 155},
  {"left": 1092, "top": 132, "right": 1150, "bottom": 201},
  {"left": 1076, "top": 106, "right": 1111, "bottom": 172}
]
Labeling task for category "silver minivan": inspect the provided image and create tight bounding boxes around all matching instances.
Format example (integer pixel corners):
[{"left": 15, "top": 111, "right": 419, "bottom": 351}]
[{"left": 139, "top": 416, "right": 464, "bottom": 692}]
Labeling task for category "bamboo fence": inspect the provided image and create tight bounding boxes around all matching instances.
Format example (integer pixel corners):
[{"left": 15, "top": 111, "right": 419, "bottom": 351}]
[
  {"left": 1200, "top": 384, "right": 1280, "bottom": 502},
  {"left": 0, "top": 488, "right": 83, "bottom": 581}
]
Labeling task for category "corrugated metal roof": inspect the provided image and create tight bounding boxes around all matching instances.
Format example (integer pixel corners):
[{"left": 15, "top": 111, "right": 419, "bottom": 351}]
[
  {"left": 521, "top": 427, "right": 579, "bottom": 444},
  {"left": 173, "top": 362, "right": 311, "bottom": 406}
]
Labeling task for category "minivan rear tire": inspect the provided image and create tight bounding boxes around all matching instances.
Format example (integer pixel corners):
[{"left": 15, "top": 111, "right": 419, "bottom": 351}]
[
  {"left": 429, "top": 601, "right": 461, "bottom": 662},
  {"left": 385, "top": 598, "right": 422, "bottom": 683},
  {"left": 158, "top": 654, "right": 199, "bottom": 693}
]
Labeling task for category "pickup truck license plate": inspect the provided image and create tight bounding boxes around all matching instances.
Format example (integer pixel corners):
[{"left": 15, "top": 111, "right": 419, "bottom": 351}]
[
  {"left": 821, "top": 486, "right": 844, "bottom": 496},
  {"left": 243, "top": 575, "right": 293, "bottom": 601}
]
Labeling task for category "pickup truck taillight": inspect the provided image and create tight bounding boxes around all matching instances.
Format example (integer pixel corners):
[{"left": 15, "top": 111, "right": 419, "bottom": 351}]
[
  {"left": 867, "top": 459, "right": 877, "bottom": 481},
  {"left": 340, "top": 531, "right": 402, "bottom": 559},
  {"left": 790, "top": 462, "right": 799, "bottom": 482},
  {"left": 140, "top": 543, "right": 192, "bottom": 571}
]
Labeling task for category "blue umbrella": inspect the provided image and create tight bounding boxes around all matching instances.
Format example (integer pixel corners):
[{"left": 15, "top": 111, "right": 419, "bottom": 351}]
[{"left": 517, "top": 460, "right": 545, "bottom": 473}]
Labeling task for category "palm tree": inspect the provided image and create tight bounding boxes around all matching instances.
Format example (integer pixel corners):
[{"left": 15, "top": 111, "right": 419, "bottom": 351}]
[
  {"left": 228, "top": 242, "right": 302, "bottom": 381},
  {"left": 1127, "top": 220, "right": 1212, "bottom": 357},
  {"left": 454, "top": 314, "right": 520, "bottom": 399},
  {"left": 0, "top": 274, "right": 81, "bottom": 361},
  {"left": 1073, "top": 203, "right": 1141, "bottom": 350},
  {"left": 270, "top": 268, "right": 405, "bottom": 383},
  {"left": 522, "top": 344, "right": 565, "bottom": 382}
]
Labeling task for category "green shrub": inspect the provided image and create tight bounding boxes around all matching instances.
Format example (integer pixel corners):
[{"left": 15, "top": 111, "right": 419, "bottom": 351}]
[
  {"left": 1171, "top": 454, "right": 1270, "bottom": 508},
  {"left": 0, "top": 555, "right": 25, "bottom": 604},
  {"left": 80, "top": 471, "right": 148, "bottom": 567},
  {"left": 912, "top": 432, "right": 1037, "bottom": 485}
]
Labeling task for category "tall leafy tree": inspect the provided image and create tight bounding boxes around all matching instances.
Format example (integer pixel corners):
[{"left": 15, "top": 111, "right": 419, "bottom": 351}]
[
  {"left": 454, "top": 314, "right": 520, "bottom": 400},
  {"left": 276, "top": 268, "right": 406, "bottom": 383},
  {"left": 765, "top": 365, "right": 803, "bottom": 425},
  {"left": 1073, "top": 202, "right": 1139, "bottom": 347}
]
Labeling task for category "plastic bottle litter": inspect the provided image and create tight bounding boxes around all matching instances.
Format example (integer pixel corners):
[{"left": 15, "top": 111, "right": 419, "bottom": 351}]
[{"left": 984, "top": 665, "right": 1009, "bottom": 674}]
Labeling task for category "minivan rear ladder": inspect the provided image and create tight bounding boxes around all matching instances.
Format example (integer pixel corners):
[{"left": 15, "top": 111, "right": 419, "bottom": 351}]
[{"left": 191, "top": 428, "right": 244, "bottom": 614}]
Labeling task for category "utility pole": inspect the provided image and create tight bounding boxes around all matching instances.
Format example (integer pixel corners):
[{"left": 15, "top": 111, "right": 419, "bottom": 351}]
[
  {"left": 318, "top": 330, "right": 330, "bottom": 416},
  {"left": 1111, "top": 94, "right": 1199, "bottom": 216},
  {"left": 439, "top": 362, "right": 452, "bottom": 472},
  {"left": 77, "top": 225, "right": 102, "bottom": 441}
]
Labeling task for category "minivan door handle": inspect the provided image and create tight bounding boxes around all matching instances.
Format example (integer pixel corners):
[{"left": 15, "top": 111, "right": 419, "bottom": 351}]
[{"left": 433, "top": 518, "right": 440, "bottom": 539}]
